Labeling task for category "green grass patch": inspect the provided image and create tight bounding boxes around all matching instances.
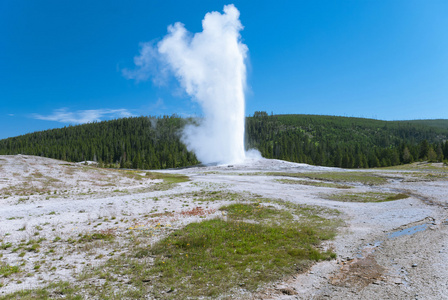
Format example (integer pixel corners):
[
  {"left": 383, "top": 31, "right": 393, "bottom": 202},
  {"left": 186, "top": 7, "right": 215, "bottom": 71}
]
[
  {"left": 121, "top": 170, "right": 146, "bottom": 180},
  {"left": 24, "top": 241, "right": 41, "bottom": 253},
  {"left": 1, "top": 242, "right": 12, "bottom": 250},
  {"left": 191, "top": 190, "right": 244, "bottom": 202},
  {"left": 221, "top": 202, "right": 294, "bottom": 224},
  {"left": 146, "top": 172, "right": 189, "bottom": 184},
  {"left": 381, "top": 162, "right": 448, "bottom": 172},
  {"left": 323, "top": 192, "right": 409, "bottom": 203},
  {"left": 127, "top": 202, "right": 338, "bottom": 298},
  {"left": 0, "top": 263, "right": 20, "bottom": 277},
  {"left": 0, "top": 281, "right": 81, "bottom": 300},
  {"left": 144, "top": 218, "right": 334, "bottom": 297},
  {"left": 1, "top": 195, "right": 340, "bottom": 299},
  {"left": 276, "top": 178, "right": 352, "bottom": 189},
  {"left": 268, "top": 172, "right": 387, "bottom": 185},
  {"left": 78, "top": 231, "right": 115, "bottom": 243},
  {"left": 424, "top": 173, "right": 448, "bottom": 180}
]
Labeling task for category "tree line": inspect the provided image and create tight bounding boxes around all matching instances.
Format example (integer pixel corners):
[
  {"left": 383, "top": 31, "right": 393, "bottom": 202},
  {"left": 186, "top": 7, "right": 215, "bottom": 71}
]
[
  {"left": 246, "top": 112, "right": 448, "bottom": 168},
  {"left": 1, "top": 113, "right": 448, "bottom": 169},
  {"left": 0, "top": 116, "right": 199, "bottom": 169}
]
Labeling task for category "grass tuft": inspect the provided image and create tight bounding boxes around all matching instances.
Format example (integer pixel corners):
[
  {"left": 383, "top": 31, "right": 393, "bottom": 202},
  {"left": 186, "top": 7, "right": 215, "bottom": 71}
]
[
  {"left": 78, "top": 229, "right": 115, "bottom": 243},
  {"left": 268, "top": 172, "right": 387, "bottom": 185},
  {"left": 0, "top": 263, "right": 20, "bottom": 277},
  {"left": 323, "top": 192, "right": 409, "bottom": 203},
  {"left": 0, "top": 281, "right": 82, "bottom": 300},
  {"left": 276, "top": 178, "right": 352, "bottom": 189},
  {"left": 146, "top": 172, "right": 189, "bottom": 184},
  {"left": 1, "top": 242, "right": 12, "bottom": 250},
  {"left": 221, "top": 202, "right": 293, "bottom": 224}
]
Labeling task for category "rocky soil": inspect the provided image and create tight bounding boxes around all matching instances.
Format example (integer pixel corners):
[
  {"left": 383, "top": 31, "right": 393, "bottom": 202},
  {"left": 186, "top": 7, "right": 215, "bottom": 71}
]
[{"left": 0, "top": 155, "right": 447, "bottom": 299}]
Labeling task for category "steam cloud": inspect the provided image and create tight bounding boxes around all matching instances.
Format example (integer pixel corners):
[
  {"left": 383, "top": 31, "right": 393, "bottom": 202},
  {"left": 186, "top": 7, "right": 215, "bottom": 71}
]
[{"left": 127, "top": 4, "right": 253, "bottom": 165}]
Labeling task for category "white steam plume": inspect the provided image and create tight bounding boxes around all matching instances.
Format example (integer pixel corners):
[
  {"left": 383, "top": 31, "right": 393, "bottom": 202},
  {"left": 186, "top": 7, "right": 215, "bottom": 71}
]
[
  {"left": 127, "top": 4, "right": 250, "bottom": 165},
  {"left": 160, "top": 4, "right": 247, "bottom": 164}
]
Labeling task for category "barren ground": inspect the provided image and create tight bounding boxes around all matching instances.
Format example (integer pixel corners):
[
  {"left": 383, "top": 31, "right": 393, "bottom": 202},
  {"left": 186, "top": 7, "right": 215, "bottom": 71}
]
[{"left": 1, "top": 155, "right": 447, "bottom": 299}]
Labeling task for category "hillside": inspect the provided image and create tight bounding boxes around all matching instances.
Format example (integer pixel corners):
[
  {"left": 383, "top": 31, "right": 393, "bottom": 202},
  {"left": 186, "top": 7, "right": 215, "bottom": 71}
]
[
  {"left": 0, "top": 116, "right": 199, "bottom": 169},
  {"left": 246, "top": 113, "right": 448, "bottom": 168},
  {"left": 405, "top": 119, "right": 448, "bottom": 130},
  {"left": 1, "top": 113, "right": 447, "bottom": 169}
]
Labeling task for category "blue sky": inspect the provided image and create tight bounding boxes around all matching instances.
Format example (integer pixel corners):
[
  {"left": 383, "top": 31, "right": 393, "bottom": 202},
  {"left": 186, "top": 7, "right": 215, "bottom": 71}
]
[{"left": 1, "top": 0, "right": 448, "bottom": 139}]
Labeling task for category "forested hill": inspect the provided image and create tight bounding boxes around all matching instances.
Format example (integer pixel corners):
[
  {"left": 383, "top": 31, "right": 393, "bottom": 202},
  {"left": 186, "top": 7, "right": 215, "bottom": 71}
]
[
  {"left": 1, "top": 113, "right": 448, "bottom": 169},
  {"left": 0, "top": 116, "right": 200, "bottom": 169},
  {"left": 405, "top": 119, "right": 448, "bottom": 130},
  {"left": 246, "top": 113, "right": 448, "bottom": 168}
]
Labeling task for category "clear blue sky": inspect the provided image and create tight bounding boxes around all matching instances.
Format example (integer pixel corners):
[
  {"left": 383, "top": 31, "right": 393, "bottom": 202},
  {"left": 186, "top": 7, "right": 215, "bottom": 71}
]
[{"left": 1, "top": 0, "right": 448, "bottom": 139}]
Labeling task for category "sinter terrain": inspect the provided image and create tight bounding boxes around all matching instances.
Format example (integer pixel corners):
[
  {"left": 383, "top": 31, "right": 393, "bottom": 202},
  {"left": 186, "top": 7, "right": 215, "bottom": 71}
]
[{"left": 1, "top": 155, "right": 448, "bottom": 299}]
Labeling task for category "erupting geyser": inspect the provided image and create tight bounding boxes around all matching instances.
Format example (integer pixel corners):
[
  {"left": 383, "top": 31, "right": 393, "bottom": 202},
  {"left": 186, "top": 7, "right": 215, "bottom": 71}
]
[
  {"left": 127, "top": 4, "right": 251, "bottom": 165},
  {"left": 160, "top": 4, "right": 247, "bottom": 165}
]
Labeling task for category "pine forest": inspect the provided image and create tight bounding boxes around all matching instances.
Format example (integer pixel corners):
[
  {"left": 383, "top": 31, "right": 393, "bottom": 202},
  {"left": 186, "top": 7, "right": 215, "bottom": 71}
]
[{"left": 1, "top": 113, "right": 448, "bottom": 169}]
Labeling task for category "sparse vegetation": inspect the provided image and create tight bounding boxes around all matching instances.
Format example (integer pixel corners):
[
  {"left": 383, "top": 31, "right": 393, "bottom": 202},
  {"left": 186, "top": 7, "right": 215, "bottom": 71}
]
[
  {"left": 78, "top": 230, "right": 116, "bottom": 243},
  {"left": 0, "top": 281, "right": 81, "bottom": 300},
  {"left": 4, "top": 151, "right": 441, "bottom": 299},
  {"left": 69, "top": 198, "right": 340, "bottom": 299},
  {"left": 221, "top": 202, "right": 293, "bottom": 224},
  {"left": 268, "top": 172, "right": 387, "bottom": 185},
  {"left": 0, "top": 263, "right": 20, "bottom": 277},
  {"left": 276, "top": 178, "right": 352, "bottom": 189},
  {"left": 1, "top": 242, "right": 12, "bottom": 250},
  {"left": 322, "top": 192, "right": 409, "bottom": 203},
  {"left": 0, "top": 191, "right": 340, "bottom": 299},
  {"left": 190, "top": 190, "right": 242, "bottom": 202},
  {"left": 381, "top": 162, "right": 448, "bottom": 171},
  {"left": 145, "top": 172, "right": 190, "bottom": 184},
  {"left": 139, "top": 201, "right": 337, "bottom": 298}
]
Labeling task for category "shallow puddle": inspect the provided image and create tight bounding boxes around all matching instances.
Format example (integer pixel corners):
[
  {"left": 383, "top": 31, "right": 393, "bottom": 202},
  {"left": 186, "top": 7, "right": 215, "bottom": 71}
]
[
  {"left": 387, "top": 223, "right": 429, "bottom": 239},
  {"left": 355, "top": 241, "right": 382, "bottom": 258}
]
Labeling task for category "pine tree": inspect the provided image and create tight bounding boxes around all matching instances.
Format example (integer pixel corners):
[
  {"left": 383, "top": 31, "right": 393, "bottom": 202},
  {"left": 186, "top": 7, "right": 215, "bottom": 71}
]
[
  {"left": 427, "top": 147, "right": 437, "bottom": 162},
  {"left": 419, "top": 140, "right": 430, "bottom": 160},
  {"left": 402, "top": 147, "right": 412, "bottom": 164}
]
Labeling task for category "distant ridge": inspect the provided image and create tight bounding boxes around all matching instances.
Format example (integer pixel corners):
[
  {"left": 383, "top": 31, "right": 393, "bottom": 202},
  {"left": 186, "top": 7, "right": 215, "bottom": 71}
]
[{"left": 405, "top": 119, "right": 448, "bottom": 130}]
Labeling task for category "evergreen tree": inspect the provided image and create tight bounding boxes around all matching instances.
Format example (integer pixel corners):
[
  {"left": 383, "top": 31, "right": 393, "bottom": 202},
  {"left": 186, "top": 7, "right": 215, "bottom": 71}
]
[
  {"left": 436, "top": 144, "right": 444, "bottom": 162},
  {"left": 2, "top": 113, "right": 448, "bottom": 170},
  {"left": 419, "top": 140, "right": 430, "bottom": 160},
  {"left": 427, "top": 147, "right": 437, "bottom": 162},
  {"left": 402, "top": 147, "right": 412, "bottom": 164}
]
